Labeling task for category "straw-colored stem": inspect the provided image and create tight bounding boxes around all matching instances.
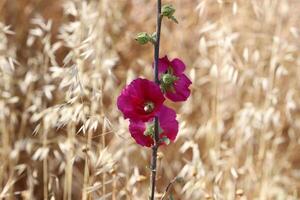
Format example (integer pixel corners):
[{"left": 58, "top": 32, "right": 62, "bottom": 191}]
[
  {"left": 81, "top": 130, "right": 93, "bottom": 200},
  {"left": 42, "top": 125, "right": 48, "bottom": 200},
  {"left": 1, "top": 119, "right": 13, "bottom": 200},
  {"left": 64, "top": 124, "right": 75, "bottom": 200},
  {"left": 102, "top": 115, "right": 106, "bottom": 196}
]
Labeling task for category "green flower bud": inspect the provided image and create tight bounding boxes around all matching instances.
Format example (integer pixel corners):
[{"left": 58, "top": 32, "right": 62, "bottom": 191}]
[
  {"left": 161, "top": 4, "right": 178, "bottom": 23},
  {"left": 162, "top": 4, "right": 176, "bottom": 18},
  {"left": 135, "top": 32, "right": 150, "bottom": 45}
]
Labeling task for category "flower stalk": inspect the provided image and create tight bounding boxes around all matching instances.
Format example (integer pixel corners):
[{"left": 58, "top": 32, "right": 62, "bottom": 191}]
[
  {"left": 150, "top": 0, "right": 162, "bottom": 199},
  {"left": 118, "top": 0, "right": 190, "bottom": 199}
]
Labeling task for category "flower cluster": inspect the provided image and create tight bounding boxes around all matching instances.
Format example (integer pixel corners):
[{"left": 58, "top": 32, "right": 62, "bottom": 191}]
[{"left": 117, "top": 56, "right": 192, "bottom": 147}]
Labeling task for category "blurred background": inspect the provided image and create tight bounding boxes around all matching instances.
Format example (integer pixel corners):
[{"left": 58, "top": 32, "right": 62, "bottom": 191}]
[{"left": 1, "top": 0, "right": 300, "bottom": 199}]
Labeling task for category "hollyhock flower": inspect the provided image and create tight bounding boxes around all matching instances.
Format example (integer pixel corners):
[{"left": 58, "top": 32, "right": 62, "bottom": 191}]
[
  {"left": 129, "top": 105, "right": 178, "bottom": 147},
  {"left": 117, "top": 78, "right": 165, "bottom": 122},
  {"left": 157, "top": 56, "right": 192, "bottom": 102}
]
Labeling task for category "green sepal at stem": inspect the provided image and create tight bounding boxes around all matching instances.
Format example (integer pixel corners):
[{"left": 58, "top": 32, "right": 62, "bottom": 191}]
[
  {"left": 135, "top": 32, "right": 156, "bottom": 45},
  {"left": 159, "top": 72, "right": 178, "bottom": 93},
  {"left": 162, "top": 73, "right": 177, "bottom": 85},
  {"left": 151, "top": 32, "right": 157, "bottom": 43},
  {"left": 160, "top": 82, "right": 176, "bottom": 94},
  {"left": 144, "top": 122, "right": 163, "bottom": 138}
]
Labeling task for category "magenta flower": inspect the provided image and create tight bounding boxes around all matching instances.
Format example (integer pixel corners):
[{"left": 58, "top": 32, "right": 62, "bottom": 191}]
[
  {"left": 157, "top": 56, "right": 192, "bottom": 102},
  {"left": 129, "top": 105, "right": 178, "bottom": 147},
  {"left": 117, "top": 78, "right": 165, "bottom": 122}
]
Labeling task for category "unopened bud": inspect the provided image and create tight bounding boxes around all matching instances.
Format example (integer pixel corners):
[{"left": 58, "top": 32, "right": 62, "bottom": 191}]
[
  {"left": 135, "top": 32, "right": 150, "bottom": 45},
  {"left": 161, "top": 4, "right": 178, "bottom": 23},
  {"left": 162, "top": 4, "right": 176, "bottom": 18}
]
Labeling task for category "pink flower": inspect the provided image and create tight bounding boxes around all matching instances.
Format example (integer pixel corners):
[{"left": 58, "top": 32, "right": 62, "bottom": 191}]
[
  {"left": 117, "top": 78, "right": 165, "bottom": 122},
  {"left": 157, "top": 56, "right": 192, "bottom": 102},
  {"left": 129, "top": 106, "right": 178, "bottom": 147}
]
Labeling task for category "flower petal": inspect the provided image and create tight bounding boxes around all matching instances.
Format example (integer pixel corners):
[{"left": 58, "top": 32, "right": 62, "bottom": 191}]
[
  {"left": 157, "top": 55, "right": 170, "bottom": 74},
  {"left": 129, "top": 105, "right": 179, "bottom": 147},
  {"left": 158, "top": 105, "right": 178, "bottom": 141},
  {"left": 117, "top": 78, "right": 165, "bottom": 121},
  {"left": 171, "top": 58, "right": 186, "bottom": 76},
  {"left": 129, "top": 120, "right": 153, "bottom": 147},
  {"left": 166, "top": 74, "right": 192, "bottom": 102}
]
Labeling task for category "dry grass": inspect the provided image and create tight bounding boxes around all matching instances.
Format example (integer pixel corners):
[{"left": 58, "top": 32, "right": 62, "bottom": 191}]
[{"left": 0, "top": 0, "right": 300, "bottom": 199}]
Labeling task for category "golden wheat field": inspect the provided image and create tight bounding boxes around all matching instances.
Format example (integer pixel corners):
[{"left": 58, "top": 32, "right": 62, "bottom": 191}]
[{"left": 1, "top": 0, "right": 300, "bottom": 199}]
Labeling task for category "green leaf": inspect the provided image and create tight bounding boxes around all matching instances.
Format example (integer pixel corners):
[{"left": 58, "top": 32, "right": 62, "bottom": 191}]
[
  {"left": 162, "top": 136, "right": 170, "bottom": 145},
  {"left": 170, "top": 16, "right": 178, "bottom": 24}
]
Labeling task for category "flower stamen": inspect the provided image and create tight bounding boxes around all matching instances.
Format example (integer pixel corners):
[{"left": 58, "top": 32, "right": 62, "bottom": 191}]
[{"left": 144, "top": 101, "right": 155, "bottom": 113}]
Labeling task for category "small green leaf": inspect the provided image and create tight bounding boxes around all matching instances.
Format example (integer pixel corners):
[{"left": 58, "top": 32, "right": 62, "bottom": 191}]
[
  {"left": 162, "top": 136, "right": 170, "bottom": 145},
  {"left": 150, "top": 32, "right": 157, "bottom": 43},
  {"left": 170, "top": 16, "right": 178, "bottom": 24},
  {"left": 169, "top": 193, "right": 174, "bottom": 200}
]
